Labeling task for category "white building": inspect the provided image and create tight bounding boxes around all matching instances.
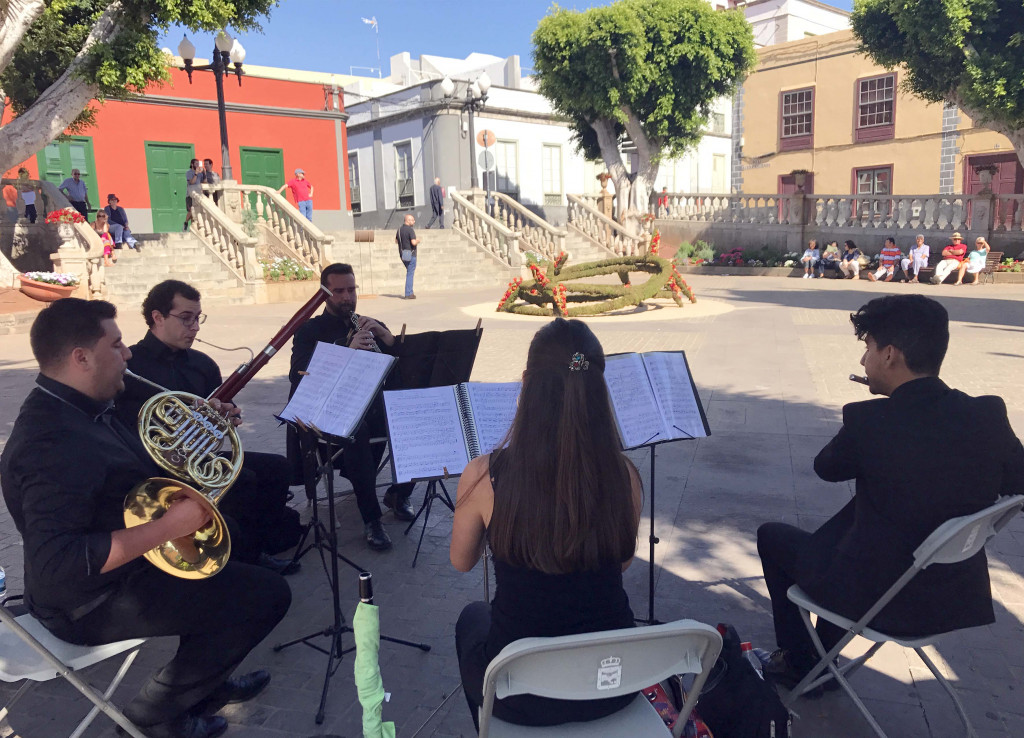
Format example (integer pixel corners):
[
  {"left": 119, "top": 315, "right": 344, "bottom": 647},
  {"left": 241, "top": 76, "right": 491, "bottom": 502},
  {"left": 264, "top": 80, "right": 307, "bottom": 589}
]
[
  {"left": 343, "top": 51, "right": 735, "bottom": 228},
  {"left": 725, "top": 0, "right": 850, "bottom": 46}
]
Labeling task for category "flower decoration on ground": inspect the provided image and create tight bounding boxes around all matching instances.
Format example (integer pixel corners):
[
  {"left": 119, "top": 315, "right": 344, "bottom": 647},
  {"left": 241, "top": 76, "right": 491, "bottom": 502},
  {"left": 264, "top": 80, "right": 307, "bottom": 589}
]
[
  {"left": 20, "top": 271, "right": 80, "bottom": 287},
  {"left": 259, "top": 256, "right": 316, "bottom": 282},
  {"left": 647, "top": 229, "right": 662, "bottom": 256},
  {"left": 496, "top": 254, "right": 694, "bottom": 317},
  {"left": 44, "top": 208, "right": 86, "bottom": 225},
  {"left": 718, "top": 247, "right": 745, "bottom": 266},
  {"left": 996, "top": 259, "right": 1023, "bottom": 273}
]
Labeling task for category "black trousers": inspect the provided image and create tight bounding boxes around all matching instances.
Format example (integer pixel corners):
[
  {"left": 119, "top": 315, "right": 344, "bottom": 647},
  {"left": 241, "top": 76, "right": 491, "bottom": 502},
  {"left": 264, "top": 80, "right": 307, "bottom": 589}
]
[
  {"left": 48, "top": 562, "right": 291, "bottom": 727},
  {"left": 218, "top": 451, "right": 294, "bottom": 561},
  {"left": 757, "top": 522, "right": 845, "bottom": 662},
  {"left": 455, "top": 602, "right": 634, "bottom": 729},
  {"left": 69, "top": 200, "right": 88, "bottom": 218}
]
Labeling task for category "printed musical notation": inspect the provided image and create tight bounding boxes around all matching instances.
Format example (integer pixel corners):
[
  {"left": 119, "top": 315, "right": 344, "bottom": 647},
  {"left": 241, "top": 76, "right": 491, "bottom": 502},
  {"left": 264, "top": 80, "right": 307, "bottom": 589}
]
[
  {"left": 604, "top": 351, "right": 709, "bottom": 449},
  {"left": 279, "top": 343, "right": 394, "bottom": 438},
  {"left": 384, "top": 381, "right": 520, "bottom": 483}
]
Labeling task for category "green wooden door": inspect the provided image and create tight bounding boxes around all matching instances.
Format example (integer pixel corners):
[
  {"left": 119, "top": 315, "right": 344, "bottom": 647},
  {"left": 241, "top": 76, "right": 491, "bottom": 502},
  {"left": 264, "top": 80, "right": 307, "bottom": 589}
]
[
  {"left": 239, "top": 147, "right": 285, "bottom": 211},
  {"left": 145, "top": 142, "right": 194, "bottom": 233},
  {"left": 36, "top": 137, "right": 99, "bottom": 216}
]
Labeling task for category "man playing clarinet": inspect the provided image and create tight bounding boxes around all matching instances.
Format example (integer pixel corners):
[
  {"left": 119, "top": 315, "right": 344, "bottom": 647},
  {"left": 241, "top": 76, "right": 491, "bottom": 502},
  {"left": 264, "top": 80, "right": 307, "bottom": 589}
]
[
  {"left": 1, "top": 299, "right": 290, "bottom": 738},
  {"left": 757, "top": 294, "right": 1024, "bottom": 694},
  {"left": 117, "top": 280, "right": 302, "bottom": 574},
  {"left": 288, "top": 263, "right": 416, "bottom": 551}
]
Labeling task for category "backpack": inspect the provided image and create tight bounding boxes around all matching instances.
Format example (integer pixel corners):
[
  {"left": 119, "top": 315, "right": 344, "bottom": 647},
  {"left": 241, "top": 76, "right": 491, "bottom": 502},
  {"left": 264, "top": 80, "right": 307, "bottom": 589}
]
[{"left": 690, "top": 624, "right": 792, "bottom": 738}]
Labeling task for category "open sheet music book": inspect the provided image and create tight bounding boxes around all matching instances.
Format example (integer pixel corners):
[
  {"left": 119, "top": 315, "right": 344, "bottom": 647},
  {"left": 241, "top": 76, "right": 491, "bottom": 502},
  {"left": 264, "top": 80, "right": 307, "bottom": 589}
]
[
  {"left": 383, "top": 382, "right": 521, "bottom": 483},
  {"left": 278, "top": 342, "right": 395, "bottom": 439},
  {"left": 604, "top": 351, "right": 710, "bottom": 449}
]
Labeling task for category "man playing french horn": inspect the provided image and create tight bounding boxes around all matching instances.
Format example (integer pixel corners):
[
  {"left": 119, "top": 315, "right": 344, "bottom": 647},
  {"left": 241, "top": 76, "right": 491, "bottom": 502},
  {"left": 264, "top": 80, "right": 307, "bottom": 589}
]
[
  {"left": 0, "top": 299, "right": 291, "bottom": 738},
  {"left": 288, "top": 262, "right": 416, "bottom": 551}
]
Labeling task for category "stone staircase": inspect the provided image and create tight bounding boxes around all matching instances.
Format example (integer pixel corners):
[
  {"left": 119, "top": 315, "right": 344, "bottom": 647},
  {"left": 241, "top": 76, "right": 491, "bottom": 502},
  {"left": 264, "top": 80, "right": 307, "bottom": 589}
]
[
  {"left": 103, "top": 233, "right": 249, "bottom": 308},
  {"left": 328, "top": 228, "right": 518, "bottom": 296},
  {"left": 564, "top": 230, "right": 616, "bottom": 263}
]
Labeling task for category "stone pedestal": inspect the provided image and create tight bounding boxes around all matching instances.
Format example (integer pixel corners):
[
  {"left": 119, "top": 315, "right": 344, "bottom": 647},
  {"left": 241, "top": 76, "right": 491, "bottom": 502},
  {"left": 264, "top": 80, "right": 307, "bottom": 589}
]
[
  {"left": 599, "top": 190, "right": 615, "bottom": 221},
  {"left": 50, "top": 243, "right": 92, "bottom": 299},
  {"left": 465, "top": 187, "right": 488, "bottom": 212},
  {"left": 219, "top": 180, "right": 244, "bottom": 224}
]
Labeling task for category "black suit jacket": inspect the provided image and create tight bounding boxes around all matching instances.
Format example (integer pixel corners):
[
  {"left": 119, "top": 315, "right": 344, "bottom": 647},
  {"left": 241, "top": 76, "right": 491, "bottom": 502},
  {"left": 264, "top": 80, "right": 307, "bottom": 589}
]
[
  {"left": 799, "top": 376, "right": 1024, "bottom": 637},
  {"left": 429, "top": 183, "right": 444, "bottom": 213}
]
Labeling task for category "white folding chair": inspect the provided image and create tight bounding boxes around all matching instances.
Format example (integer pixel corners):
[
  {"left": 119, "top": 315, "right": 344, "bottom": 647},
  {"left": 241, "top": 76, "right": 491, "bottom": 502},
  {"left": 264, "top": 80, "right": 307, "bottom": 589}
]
[
  {"left": 784, "top": 494, "right": 1024, "bottom": 738},
  {"left": 0, "top": 596, "right": 148, "bottom": 738},
  {"left": 477, "top": 618, "right": 723, "bottom": 738}
]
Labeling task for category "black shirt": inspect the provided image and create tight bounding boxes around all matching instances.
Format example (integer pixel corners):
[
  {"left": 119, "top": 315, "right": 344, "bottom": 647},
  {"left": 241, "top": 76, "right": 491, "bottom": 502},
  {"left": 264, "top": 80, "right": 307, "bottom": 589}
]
[
  {"left": 288, "top": 309, "right": 393, "bottom": 389},
  {"left": 0, "top": 375, "right": 159, "bottom": 619},
  {"left": 397, "top": 224, "right": 417, "bottom": 254},
  {"left": 116, "top": 330, "right": 223, "bottom": 428}
]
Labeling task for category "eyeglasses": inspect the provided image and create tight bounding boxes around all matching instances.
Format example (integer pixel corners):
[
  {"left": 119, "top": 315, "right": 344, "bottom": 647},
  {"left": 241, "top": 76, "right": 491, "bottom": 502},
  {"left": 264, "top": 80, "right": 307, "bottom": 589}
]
[{"left": 167, "top": 312, "right": 206, "bottom": 327}]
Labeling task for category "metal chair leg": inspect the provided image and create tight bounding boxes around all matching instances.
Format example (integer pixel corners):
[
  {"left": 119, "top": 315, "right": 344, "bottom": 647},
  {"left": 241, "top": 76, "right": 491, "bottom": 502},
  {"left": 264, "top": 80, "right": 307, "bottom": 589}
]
[
  {"left": 69, "top": 647, "right": 142, "bottom": 738},
  {"left": 914, "top": 647, "right": 978, "bottom": 738},
  {"left": 0, "top": 679, "right": 35, "bottom": 724}
]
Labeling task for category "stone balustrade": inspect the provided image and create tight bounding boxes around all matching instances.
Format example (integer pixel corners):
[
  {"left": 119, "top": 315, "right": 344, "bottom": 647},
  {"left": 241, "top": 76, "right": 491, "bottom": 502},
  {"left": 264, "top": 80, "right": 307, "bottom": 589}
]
[
  {"left": 492, "top": 192, "right": 566, "bottom": 261},
  {"left": 450, "top": 190, "right": 522, "bottom": 266},
  {"left": 190, "top": 195, "right": 260, "bottom": 281},
  {"left": 566, "top": 194, "right": 645, "bottom": 256}
]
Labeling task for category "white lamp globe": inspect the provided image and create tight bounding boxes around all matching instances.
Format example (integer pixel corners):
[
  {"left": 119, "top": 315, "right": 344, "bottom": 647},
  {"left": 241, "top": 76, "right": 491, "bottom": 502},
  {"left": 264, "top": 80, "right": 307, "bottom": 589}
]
[
  {"left": 470, "top": 81, "right": 481, "bottom": 98},
  {"left": 215, "top": 31, "right": 233, "bottom": 53},
  {"left": 177, "top": 36, "right": 196, "bottom": 61},
  {"left": 477, "top": 72, "right": 492, "bottom": 95},
  {"left": 439, "top": 76, "right": 455, "bottom": 98},
  {"left": 229, "top": 40, "right": 246, "bottom": 64}
]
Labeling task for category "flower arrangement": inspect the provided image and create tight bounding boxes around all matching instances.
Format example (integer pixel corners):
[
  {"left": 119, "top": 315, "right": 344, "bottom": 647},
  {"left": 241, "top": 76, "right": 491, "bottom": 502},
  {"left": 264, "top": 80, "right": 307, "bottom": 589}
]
[
  {"left": 718, "top": 247, "right": 745, "bottom": 266},
  {"left": 20, "top": 271, "right": 80, "bottom": 287},
  {"left": 44, "top": 208, "right": 86, "bottom": 225},
  {"left": 553, "top": 283, "right": 568, "bottom": 317},
  {"left": 497, "top": 277, "right": 524, "bottom": 311},
  {"left": 259, "top": 256, "right": 315, "bottom": 282},
  {"left": 647, "top": 229, "right": 662, "bottom": 256},
  {"left": 996, "top": 258, "right": 1023, "bottom": 273},
  {"left": 527, "top": 262, "right": 550, "bottom": 288}
]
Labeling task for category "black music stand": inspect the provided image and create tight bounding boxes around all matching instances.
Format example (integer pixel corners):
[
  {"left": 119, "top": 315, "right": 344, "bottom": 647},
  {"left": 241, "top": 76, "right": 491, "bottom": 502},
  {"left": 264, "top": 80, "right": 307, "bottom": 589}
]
[
  {"left": 403, "top": 472, "right": 455, "bottom": 568},
  {"left": 275, "top": 423, "right": 429, "bottom": 724}
]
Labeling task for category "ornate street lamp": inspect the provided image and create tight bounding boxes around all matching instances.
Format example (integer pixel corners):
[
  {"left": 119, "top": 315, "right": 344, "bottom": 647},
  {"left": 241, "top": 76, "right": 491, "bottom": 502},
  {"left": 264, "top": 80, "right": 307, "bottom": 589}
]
[
  {"left": 441, "top": 73, "right": 491, "bottom": 190},
  {"left": 177, "top": 32, "right": 247, "bottom": 181}
]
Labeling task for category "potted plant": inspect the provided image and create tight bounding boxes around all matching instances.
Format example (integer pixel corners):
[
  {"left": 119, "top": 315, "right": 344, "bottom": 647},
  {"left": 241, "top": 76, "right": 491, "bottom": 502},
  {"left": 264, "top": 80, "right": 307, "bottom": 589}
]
[
  {"left": 17, "top": 271, "right": 80, "bottom": 302},
  {"left": 789, "top": 169, "right": 812, "bottom": 191},
  {"left": 45, "top": 207, "right": 87, "bottom": 239}
]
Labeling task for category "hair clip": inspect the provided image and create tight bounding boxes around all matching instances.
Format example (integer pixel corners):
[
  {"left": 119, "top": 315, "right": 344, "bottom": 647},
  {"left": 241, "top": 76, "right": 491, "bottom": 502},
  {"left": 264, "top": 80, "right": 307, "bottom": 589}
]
[{"left": 569, "top": 352, "right": 589, "bottom": 372}]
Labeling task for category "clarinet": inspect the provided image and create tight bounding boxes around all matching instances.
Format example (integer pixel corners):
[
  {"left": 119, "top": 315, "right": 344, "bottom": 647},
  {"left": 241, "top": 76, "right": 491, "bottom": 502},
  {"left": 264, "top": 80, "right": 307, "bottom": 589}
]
[{"left": 351, "top": 312, "right": 382, "bottom": 352}]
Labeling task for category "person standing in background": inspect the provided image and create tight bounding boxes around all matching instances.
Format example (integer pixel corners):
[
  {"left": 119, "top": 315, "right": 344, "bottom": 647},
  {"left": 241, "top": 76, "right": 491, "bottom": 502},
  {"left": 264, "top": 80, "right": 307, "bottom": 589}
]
[
  {"left": 58, "top": 169, "right": 90, "bottom": 218},
  {"left": 397, "top": 213, "right": 419, "bottom": 299},
  {"left": 426, "top": 178, "right": 445, "bottom": 228},
  {"left": 184, "top": 159, "right": 203, "bottom": 232},
  {"left": 203, "top": 159, "right": 221, "bottom": 206},
  {"left": 279, "top": 168, "right": 313, "bottom": 221}
]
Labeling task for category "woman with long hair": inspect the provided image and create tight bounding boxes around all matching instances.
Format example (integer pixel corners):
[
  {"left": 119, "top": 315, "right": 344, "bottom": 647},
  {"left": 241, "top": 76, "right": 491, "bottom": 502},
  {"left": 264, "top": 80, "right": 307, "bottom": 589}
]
[{"left": 451, "top": 318, "right": 643, "bottom": 728}]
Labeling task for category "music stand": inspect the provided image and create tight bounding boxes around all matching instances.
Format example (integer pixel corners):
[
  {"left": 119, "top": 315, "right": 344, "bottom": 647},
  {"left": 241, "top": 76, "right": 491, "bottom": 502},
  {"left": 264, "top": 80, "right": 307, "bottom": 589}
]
[
  {"left": 275, "top": 422, "right": 429, "bottom": 724},
  {"left": 388, "top": 323, "right": 483, "bottom": 565}
]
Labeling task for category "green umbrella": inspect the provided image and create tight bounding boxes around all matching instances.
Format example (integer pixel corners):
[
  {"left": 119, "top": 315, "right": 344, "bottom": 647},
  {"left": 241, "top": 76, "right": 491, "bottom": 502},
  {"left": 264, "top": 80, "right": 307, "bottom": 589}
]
[{"left": 353, "top": 589, "right": 395, "bottom": 737}]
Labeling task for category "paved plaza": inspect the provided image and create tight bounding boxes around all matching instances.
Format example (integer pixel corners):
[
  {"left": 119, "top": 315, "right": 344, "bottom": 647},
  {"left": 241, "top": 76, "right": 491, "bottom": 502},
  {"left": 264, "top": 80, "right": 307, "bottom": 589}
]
[{"left": 1, "top": 275, "right": 1024, "bottom": 737}]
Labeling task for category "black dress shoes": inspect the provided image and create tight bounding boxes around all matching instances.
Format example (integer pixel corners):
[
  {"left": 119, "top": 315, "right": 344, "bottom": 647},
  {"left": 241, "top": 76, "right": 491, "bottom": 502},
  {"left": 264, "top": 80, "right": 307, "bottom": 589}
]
[
  {"left": 191, "top": 669, "right": 272, "bottom": 716},
  {"left": 383, "top": 489, "right": 416, "bottom": 521},
  {"left": 120, "top": 714, "right": 227, "bottom": 738},
  {"left": 365, "top": 519, "right": 393, "bottom": 551},
  {"left": 257, "top": 552, "right": 300, "bottom": 576}
]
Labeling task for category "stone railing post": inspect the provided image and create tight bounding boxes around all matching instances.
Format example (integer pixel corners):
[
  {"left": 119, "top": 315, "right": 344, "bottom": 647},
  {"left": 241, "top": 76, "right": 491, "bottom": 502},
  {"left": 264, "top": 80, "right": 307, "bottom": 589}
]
[
  {"left": 218, "top": 180, "right": 244, "bottom": 225},
  {"left": 969, "top": 193, "right": 996, "bottom": 240},
  {"left": 791, "top": 192, "right": 808, "bottom": 252}
]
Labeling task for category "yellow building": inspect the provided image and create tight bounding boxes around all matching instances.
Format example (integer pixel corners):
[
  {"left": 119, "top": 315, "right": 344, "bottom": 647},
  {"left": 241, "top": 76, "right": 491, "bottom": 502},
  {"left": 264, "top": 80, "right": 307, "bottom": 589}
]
[{"left": 737, "top": 29, "right": 1023, "bottom": 197}]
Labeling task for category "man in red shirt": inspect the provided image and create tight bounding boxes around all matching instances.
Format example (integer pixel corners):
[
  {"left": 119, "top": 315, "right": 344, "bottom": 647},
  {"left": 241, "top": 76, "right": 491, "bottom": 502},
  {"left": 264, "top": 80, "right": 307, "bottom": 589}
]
[
  {"left": 931, "top": 232, "right": 967, "bottom": 284},
  {"left": 279, "top": 168, "right": 314, "bottom": 221}
]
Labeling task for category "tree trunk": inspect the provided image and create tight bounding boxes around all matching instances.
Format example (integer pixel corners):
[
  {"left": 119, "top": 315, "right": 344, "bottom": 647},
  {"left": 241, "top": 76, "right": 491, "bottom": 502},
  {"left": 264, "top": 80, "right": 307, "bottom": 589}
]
[
  {"left": 0, "top": 0, "right": 47, "bottom": 79},
  {"left": 954, "top": 98, "right": 1024, "bottom": 171},
  {"left": 0, "top": 2, "right": 123, "bottom": 175}
]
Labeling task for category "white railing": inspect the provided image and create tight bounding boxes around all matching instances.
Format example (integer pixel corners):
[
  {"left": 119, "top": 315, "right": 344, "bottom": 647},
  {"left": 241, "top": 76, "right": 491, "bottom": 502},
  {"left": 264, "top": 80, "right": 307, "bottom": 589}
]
[
  {"left": 993, "top": 195, "right": 1024, "bottom": 233},
  {"left": 492, "top": 192, "right": 566, "bottom": 261},
  {"left": 190, "top": 195, "right": 260, "bottom": 281},
  {"left": 808, "top": 195, "right": 967, "bottom": 231},
  {"left": 224, "top": 183, "right": 333, "bottom": 272},
  {"left": 566, "top": 194, "right": 645, "bottom": 257},
  {"left": 450, "top": 190, "right": 522, "bottom": 266},
  {"left": 654, "top": 192, "right": 796, "bottom": 225}
]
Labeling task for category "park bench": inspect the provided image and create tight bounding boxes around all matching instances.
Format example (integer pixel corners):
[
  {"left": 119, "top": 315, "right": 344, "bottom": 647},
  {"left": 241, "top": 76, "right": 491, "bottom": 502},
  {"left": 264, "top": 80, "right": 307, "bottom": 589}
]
[{"left": 917, "top": 250, "right": 1002, "bottom": 284}]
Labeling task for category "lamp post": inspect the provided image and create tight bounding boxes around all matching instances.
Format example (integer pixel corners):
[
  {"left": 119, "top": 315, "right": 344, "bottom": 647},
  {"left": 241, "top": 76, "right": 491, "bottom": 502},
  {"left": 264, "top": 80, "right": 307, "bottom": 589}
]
[
  {"left": 177, "top": 32, "right": 247, "bottom": 182},
  {"left": 441, "top": 73, "right": 491, "bottom": 192}
]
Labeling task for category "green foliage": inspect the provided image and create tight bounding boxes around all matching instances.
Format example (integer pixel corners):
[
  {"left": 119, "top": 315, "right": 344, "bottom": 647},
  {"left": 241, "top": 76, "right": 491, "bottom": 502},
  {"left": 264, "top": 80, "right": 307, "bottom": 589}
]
[
  {"left": 694, "top": 240, "right": 715, "bottom": 262},
  {"left": 852, "top": 1, "right": 1024, "bottom": 135},
  {"left": 674, "top": 241, "right": 695, "bottom": 260},
  {"left": 532, "top": 0, "right": 756, "bottom": 161},
  {"left": 259, "top": 256, "right": 315, "bottom": 282},
  {"left": 1, "top": 0, "right": 278, "bottom": 132}
]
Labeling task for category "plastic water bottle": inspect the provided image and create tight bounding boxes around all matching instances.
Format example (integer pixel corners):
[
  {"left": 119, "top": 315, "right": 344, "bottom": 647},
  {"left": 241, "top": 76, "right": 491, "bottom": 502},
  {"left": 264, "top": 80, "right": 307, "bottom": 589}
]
[
  {"left": 741, "top": 641, "right": 764, "bottom": 679},
  {"left": 0, "top": 564, "right": 6, "bottom": 602}
]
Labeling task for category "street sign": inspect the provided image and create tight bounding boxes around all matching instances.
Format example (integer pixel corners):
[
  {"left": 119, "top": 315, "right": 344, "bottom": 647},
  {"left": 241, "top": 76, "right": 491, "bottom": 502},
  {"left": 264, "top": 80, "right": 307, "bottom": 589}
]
[
  {"left": 478, "top": 151, "right": 495, "bottom": 171},
  {"left": 476, "top": 129, "right": 496, "bottom": 148}
]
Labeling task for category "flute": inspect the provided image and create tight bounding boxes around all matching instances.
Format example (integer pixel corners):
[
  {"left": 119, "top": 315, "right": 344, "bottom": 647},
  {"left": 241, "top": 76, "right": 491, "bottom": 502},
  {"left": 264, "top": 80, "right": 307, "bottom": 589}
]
[{"left": 849, "top": 374, "right": 870, "bottom": 385}]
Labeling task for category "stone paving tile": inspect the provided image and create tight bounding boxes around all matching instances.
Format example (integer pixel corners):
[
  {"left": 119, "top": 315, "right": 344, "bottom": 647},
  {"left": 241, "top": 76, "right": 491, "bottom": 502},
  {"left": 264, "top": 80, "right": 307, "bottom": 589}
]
[{"left": 1, "top": 276, "right": 1023, "bottom": 737}]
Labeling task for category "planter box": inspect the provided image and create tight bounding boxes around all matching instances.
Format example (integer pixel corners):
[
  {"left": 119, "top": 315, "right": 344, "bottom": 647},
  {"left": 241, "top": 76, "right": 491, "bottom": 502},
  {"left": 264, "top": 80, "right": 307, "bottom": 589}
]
[
  {"left": 17, "top": 274, "right": 77, "bottom": 302},
  {"left": 675, "top": 265, "right": 807, "bottom": 277},
  {"left": 992, "top": 271, "right": 1024, "bottom": 283},
  {"left": 262, "top": 279, "right": 322, "bottom": 303}
]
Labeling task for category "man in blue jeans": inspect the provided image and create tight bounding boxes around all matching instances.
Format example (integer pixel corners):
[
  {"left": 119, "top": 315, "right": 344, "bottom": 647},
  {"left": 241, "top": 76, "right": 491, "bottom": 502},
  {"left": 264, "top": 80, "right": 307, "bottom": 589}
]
[
  {"left": 279, "top": 168, "right": 313, "bottom": 221},
  {"left": 397, "top": 213, "right": 419, "bottom": 299}
]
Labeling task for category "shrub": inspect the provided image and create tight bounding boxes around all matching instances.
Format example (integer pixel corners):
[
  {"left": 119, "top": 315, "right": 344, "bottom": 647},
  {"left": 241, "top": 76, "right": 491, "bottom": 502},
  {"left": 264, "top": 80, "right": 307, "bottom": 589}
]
[
  {"left": 694, "top": 240, "right": 716, "bottom": 262},
  {"left": 259, "top": 256, "right": 315, "bottom": 282}
]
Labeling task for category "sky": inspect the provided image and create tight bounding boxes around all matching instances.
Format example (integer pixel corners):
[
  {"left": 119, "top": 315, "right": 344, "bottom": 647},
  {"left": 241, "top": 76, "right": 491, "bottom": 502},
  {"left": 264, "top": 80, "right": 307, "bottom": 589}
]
[{"left": 159, "top": 0, "right": 856, "bottom": 78}]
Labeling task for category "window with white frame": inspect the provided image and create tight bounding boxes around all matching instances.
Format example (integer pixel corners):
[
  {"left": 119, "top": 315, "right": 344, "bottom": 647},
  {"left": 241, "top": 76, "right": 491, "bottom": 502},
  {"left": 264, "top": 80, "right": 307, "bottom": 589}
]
[
  {"left": 855, "top": 74, "right": 895, "bottom": 143},
  {"left": 710, "top": 112, "right": 726, "bottom": 134},
  {"left": 348, "top": 153, "right": 361, "bottom": 214},
  {"left": 494, "top": 140, "right": 519, "bottom": 195},
  {"left": 542, "top": 144, "right": 562, "bottom": 207},
  {"left": 855, "top": 165, "right": 892, "bottom": 219},
  {"left": 395, "top": 142, "right": 414, "bottom": 208},
  {"left": 780, "top": 88, "right": 813, "bottom": 151}
]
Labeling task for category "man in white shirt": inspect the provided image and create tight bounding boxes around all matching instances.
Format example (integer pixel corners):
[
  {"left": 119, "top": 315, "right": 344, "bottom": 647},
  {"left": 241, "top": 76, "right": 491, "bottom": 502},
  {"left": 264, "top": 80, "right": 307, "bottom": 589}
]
[
  {"left": 901, "top": 234, "right": 930, "bottom": 284},
  {"left": 58, "top": 169, "right": 90, "bottom": 217}
]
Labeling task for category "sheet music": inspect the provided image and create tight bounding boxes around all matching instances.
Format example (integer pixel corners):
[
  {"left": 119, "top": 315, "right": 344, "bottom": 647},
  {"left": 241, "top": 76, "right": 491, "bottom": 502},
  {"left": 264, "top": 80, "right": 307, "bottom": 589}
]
[
  {"left": 464, "top": 382, "right": 520, "bottom": 455},
  {"left": 279, "top": 343, "right": 394, "bottom": 438},
  {"left": 641, "top": 352, "right": 709, "bottom": 439},
  {"left": 603, "top": 353, "right": 667, "bottom": 449},
  {"left": 384, "top": 386, "right": 471, "bottom": 483}
]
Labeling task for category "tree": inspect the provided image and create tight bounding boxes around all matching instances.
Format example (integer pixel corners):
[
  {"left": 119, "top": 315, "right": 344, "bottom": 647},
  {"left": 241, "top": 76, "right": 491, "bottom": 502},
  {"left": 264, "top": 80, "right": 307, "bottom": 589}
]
[
  {"left": 0, "top": 0, "right": 276, "bottom": 175},
  {"left": 532, "top": 0, "right": 755, "bottom": 233},
  {"left": 852, "top": 0, "right": 1024, "bottom": 167}
]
